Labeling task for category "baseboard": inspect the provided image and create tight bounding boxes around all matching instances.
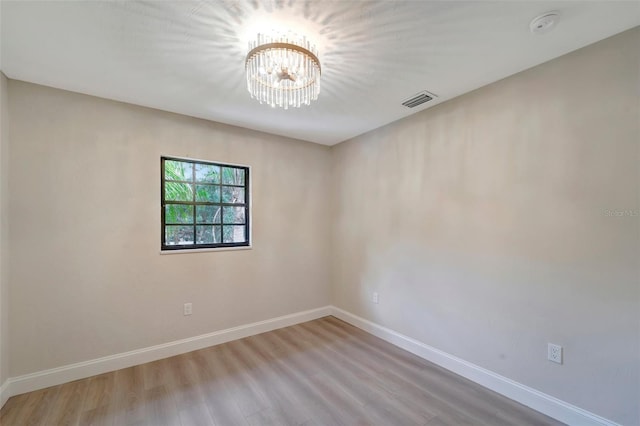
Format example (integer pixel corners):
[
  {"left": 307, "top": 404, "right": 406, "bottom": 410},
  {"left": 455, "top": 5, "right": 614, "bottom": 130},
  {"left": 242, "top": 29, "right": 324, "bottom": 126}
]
[
  {"left": 1, "top": 305, "right": 332, "bottom": 406},
  {"left": 329, "top": 306, "right": 619, "bottom": 426},
  {"left": 0, "top": 379, "right": 9, "bottom": 409}
]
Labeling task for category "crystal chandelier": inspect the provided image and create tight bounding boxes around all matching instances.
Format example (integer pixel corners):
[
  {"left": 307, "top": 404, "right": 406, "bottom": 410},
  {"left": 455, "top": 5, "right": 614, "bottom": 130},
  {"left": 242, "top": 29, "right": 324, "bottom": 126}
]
[{"left": 245, "top": 32, "right": 321, "bottom": 109}]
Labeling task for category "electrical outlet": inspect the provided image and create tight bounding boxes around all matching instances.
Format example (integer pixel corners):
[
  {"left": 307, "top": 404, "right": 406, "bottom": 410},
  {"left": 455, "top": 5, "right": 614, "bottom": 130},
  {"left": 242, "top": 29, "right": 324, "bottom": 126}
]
[
  {"left": 373, "top": 292, "right": 379, "bottom": 304},
  {"left": 184, "top": 303, "right": 192, "bottom": 316},
  {"left": 548, "top": 343, "right": 562, "bottom": 364}
]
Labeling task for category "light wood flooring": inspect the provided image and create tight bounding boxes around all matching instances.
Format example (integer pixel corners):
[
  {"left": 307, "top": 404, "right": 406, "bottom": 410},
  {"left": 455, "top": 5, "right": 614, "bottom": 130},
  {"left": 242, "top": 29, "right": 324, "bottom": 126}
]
[{"left": 0, "top": 316, "right": 563, "bottom": 426}]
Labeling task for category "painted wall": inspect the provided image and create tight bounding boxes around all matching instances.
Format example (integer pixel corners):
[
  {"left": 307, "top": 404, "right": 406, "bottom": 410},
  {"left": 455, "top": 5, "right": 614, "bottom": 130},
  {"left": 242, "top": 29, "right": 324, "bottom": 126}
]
[
  {"left": 0, "top": 72, "right": 9, "bottom": 386},
  {"left": 330, "top": 28, "right": 639, "bottom": 425},
  {"left": 7, "top": 81, "right": 331, "bottom": 377}
]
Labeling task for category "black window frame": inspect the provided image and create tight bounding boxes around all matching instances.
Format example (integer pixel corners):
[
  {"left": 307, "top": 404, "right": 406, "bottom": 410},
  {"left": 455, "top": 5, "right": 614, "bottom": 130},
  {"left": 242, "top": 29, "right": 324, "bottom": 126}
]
[{"left": 161, "top": 156, "right": 250, "bottom": 251}]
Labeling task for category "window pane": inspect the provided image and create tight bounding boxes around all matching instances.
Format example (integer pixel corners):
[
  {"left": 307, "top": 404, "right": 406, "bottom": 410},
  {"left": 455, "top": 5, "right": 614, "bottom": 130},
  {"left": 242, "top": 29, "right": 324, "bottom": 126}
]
[
  {"left": 222, "top": 167, "right": 245, "bottom": 185},
  {"left": 165, "top": 205, "right": 193, "bottom": 224},
  {"left": 196, "top": 205, "right": 221, "bottom": 224},
  {"left": 165, "top": 182, "right": 193, "bottom": 202},
  {"left": 195, "top": 164, "right": 220, "bottom": 183},
  {"left": 221, "top": 186, "right": 245, "bottom": 204},
  {"left": 223, "top": 225, "right": 246, "bottom": 243},
  {"left": 195, "top": 185, "right": 220, "bottom": 202},
  {"left": 223, "top": 206, "right": 245, "bottom": 224},
  {"left": 195, "top": 225, "right": 221, "bottom": 244},
  {"left": 165, "top": 226, "right": 194, "bottom": 245},
  {"left": 164, "top": 160, "right": 192, "bottom": 182}
]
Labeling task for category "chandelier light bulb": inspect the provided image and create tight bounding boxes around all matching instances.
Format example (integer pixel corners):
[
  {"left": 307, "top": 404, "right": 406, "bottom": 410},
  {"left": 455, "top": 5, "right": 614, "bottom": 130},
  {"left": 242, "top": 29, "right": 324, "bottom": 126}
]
[{"left": 245, "top": 32, "right": 321, "bottom": 109}]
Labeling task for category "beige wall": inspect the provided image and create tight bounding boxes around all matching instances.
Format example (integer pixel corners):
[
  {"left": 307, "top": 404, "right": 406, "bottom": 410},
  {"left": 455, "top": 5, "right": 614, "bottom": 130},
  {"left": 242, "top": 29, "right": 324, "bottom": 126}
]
[
  {"left": 7, "top": 81, "right": 331, "bottom": 377},
  {"left": 331, "top": 28, "right": 639, "bottom": 425},
  {"left": 0, "top": 72, "right": 9, "bottom": 386}
]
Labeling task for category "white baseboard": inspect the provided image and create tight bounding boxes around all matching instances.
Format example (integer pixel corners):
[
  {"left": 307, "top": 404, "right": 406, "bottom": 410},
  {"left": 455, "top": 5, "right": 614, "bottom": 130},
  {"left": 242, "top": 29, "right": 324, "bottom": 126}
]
[
  {"left": 330, "top": 306, "right": 619, "bottom": 426},
  {"left": 1, "top": 305, "right": 332, "bottom": 407},
  {"left": 0, "top": 379, "right": 9, "bottom": 409}
]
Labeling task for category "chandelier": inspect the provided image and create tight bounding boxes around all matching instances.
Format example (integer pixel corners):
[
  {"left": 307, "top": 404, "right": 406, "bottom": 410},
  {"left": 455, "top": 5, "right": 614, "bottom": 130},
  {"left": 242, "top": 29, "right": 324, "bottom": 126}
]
[{"left": 245, "top": 32, "right": 321, "bottom": 109}]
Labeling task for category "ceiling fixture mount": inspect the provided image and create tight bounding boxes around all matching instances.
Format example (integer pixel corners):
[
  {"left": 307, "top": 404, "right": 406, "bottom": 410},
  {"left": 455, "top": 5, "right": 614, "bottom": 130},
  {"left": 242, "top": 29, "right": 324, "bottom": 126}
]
[
  {"left": 245, "top": 32, "right": 321, "bottom": 109},
  {"left": 530, "top": 11, "right": 560, "bottom": 35}
]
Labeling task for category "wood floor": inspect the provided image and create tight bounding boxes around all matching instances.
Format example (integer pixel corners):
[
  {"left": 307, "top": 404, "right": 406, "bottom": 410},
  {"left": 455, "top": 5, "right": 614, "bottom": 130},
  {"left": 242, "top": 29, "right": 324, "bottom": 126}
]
[{"left": 0, "top": 316, "right": 563, "bottom": 426}]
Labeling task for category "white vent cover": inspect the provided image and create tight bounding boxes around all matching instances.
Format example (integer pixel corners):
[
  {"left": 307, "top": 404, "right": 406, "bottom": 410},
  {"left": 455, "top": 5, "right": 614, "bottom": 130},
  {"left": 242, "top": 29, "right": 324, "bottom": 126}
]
[{"left": 402, "top": 91, "right": 437, "bottom": 108}]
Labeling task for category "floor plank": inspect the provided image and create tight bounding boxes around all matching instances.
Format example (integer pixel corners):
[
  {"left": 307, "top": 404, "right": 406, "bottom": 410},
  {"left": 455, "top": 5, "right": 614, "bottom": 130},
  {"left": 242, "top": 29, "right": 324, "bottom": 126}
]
[
  {"left": 46, "top": 379, "right": 88, "bottom": 426},
  {"left": 0, "top": 317, "right": 564, "bottom": 426}
]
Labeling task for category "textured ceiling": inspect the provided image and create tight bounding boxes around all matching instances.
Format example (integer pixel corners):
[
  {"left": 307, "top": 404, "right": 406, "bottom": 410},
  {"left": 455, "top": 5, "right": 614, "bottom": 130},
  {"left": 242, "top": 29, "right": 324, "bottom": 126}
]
[{"left": 1, "top": 1, "right": 638, "bottom": 145}]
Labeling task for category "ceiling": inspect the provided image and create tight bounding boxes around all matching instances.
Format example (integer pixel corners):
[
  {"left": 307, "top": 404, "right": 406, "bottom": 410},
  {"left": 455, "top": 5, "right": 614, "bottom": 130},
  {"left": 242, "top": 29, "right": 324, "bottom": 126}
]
[{"left": 1, "top": 1, "right": 638, "bottom": 146}]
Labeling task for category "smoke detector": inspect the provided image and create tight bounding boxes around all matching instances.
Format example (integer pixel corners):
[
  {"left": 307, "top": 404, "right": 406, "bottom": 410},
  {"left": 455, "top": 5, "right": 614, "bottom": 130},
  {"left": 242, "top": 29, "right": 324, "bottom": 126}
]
[{"left": 530, "top": 12, "right": 560, "bottom": 35}]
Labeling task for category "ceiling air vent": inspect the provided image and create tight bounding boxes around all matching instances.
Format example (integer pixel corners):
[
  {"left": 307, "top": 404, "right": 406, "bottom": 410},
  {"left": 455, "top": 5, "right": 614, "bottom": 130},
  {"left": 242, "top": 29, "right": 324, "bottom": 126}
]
[{"left": 402, "top": 91, "right": 436, "bottom": 108}]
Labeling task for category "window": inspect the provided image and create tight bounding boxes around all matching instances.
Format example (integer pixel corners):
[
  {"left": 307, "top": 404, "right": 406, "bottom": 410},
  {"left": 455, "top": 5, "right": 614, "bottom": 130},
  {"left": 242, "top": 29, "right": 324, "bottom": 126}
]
[{"left": 161, "top": 157, "right": 250, "bottom": 251}]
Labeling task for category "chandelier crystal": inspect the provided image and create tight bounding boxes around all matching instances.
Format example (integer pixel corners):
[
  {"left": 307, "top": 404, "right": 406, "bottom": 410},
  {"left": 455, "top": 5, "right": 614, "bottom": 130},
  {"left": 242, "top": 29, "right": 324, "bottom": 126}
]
[{"left": 245, "top": 32, "right": 321, "bottom": 109}]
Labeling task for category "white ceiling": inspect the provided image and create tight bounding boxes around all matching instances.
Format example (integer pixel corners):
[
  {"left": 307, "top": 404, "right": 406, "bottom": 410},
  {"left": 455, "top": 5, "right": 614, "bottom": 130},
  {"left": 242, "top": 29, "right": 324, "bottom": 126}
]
[{"left": 1, "top": 1, "right": 638, "bottom": 145}]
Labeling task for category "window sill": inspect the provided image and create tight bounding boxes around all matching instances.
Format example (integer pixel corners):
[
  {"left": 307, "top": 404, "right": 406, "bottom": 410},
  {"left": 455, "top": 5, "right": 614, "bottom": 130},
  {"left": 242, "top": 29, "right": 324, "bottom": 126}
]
[{"left": 160, "top": 245, "right": 252, "bottom": 255}]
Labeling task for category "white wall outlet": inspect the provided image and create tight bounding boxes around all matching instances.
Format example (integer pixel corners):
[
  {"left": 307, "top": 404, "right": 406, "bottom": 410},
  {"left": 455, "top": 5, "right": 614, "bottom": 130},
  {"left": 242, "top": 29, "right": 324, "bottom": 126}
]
[
  {"left": 548, "top": 343, "right": 562, "bottom": 364},
  {"left": 373, "top": 292, "right": 379, "bottom": 304},
  {"left": 184, "top": 302, "right": 193, "bottom": 316}
]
